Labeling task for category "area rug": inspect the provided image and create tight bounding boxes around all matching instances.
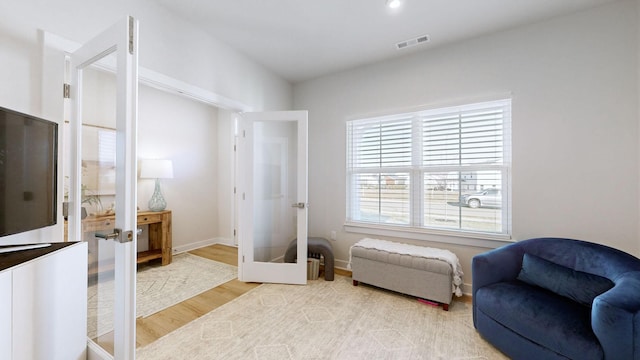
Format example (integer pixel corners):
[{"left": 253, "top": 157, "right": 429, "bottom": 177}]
[
  {"left": 136, "top": 275, "right": 507, "bottom": 360},
  {"left": 88, "top": 253, "right": 238, "bottom": 338}
]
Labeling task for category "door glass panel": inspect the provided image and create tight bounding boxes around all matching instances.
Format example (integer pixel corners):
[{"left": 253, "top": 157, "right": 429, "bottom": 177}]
[
  {"left": 82, "top": 65, "right": 118, "bottom": 353},
  {"left": 65, "top": 16, "right": 138, "bottom": 358},
  {"left": 252, "top": 120, "right": 298, "bottom": 264}
]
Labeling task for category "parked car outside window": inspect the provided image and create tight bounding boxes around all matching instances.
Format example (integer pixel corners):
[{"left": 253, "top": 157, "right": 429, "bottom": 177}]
[{"left": 460, "top": 188, "right": 501, "bottom": 208}]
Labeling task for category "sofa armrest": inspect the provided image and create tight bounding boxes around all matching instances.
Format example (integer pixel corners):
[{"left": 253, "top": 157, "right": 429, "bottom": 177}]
[
  {"left": 592, "top": 272, "right": 640, "bottom": 360},
  {"left": 472, "top": 242, "right": 524, "bottom": 326},
  {"left": 472, "top": 242, "right": 524, "bottom": 295}
]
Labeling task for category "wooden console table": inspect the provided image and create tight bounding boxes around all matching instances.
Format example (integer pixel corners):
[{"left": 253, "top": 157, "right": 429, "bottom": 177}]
[
  {"left": 135, "top": 210, "right": 172, "bottom": 265},
  {"left": 65, "top": 210, "right": 172, "bottom": 273}
]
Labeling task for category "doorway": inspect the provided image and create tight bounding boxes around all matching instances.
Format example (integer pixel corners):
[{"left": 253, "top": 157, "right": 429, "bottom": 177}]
[{"left": 41, "top": 23, "right": 288, "bottom": 356}]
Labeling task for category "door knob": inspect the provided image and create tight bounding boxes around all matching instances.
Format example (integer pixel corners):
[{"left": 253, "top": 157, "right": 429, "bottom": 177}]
[
  {"left": 95, "top": 228, "right": 121, "bottom": 240},
  {"left": 95, "top": 228, "right": 134, "bottom": 243},
  {"left": 291, "top": 202, "right": 307, "bottom": 209}
]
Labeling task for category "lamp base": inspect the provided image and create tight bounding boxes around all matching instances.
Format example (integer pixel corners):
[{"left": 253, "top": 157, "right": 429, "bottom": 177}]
[{"left": 148, "top": 178, "right": 167, "bottom": 212}]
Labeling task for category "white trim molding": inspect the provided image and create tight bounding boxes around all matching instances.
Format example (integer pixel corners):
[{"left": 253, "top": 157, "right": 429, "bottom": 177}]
[{"left": 344, "top": 222, "right": 513, "bottom": 249}]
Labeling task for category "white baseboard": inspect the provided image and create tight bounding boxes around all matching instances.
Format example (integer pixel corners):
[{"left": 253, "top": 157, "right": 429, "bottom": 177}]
[
  {"left": 172, "top": 237, "right": 234, "bottom": 255},
  {"left": 335, "top": 259, "right": 350, "bottom": 270},
  {"left": 174, "top": 243, "right": 474, "bottom": 296},
  {"left": 462, "top": 283, "right": 472, "bottom": 296},
  {"left": 87, "top": 340, "right": 113, "bottom": 360}
]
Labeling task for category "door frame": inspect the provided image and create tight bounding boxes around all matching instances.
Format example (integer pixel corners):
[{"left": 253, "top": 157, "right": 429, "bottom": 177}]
[{"left": 43, "top": 31, "right": 252, "bottom": 253}]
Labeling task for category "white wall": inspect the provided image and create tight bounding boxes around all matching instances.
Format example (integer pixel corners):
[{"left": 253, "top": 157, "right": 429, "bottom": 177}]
[
  {"left": 0, "top": 0, "right": 292, "bottom": 245},
  {"left": 294, "top": 0, "right": 639, "bottom": 287},
  {"left": 138, "top": 85, "right": 222, "bottom": 252},
  {"left": 0, "top": 0, "right": 292, "bottom": 113},
  {"left": 55, "top": 67, "right": 226, "bottom": 255},
  {"left": 637, "top": 0, "right": 640, "bottom": 257}
]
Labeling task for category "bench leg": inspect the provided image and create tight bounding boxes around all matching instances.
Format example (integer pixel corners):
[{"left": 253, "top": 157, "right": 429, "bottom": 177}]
[
  {"left": 418, "top": 298, "right": 449, "bottom": 311},
  {"left": 352, "top": 280, "right": 359, "bottom": 286}
]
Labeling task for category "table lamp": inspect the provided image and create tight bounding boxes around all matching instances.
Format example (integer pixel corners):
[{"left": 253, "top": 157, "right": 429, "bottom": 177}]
[{"left": 140, "top": 159, "right": 174, "bottom": 212}]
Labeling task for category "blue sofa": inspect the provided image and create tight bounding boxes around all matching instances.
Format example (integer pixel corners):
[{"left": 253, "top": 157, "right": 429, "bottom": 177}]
[{"left": 472, "top": 237, "right": 640, "bottom": 360}]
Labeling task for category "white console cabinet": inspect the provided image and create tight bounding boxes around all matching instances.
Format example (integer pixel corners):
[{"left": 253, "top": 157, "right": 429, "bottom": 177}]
[
  {"left": 0, "top": 242, "right": 87, "bottom": 360},
  {"left": 0, "top": 270, "right": 11, "bottom": 360}
]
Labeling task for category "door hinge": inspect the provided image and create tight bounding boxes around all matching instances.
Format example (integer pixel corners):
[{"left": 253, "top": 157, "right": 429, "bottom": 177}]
[
  {"left": 234, "top": 187, "right": 236, "bottom": 194},
  {"left": 233, "top": 229, "right": 236, "bottom": 236},
  {"left": 243, "top": 130, "right": 246, "bottom": 138},
  {"left": 234, "top": 144, "right": 236, "bottom": 151},
  {"left": 63, "top": 83, "right": 70, "bottom": 99},
  {"left": 242, "top": 255, "right": 245, "bottom": 263},
  {"left": 128, "top": 16, "right": 135, "bottom": 55}
]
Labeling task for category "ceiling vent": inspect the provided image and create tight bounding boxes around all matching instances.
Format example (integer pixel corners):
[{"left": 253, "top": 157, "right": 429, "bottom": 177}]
[{"left": 396, "top": 34, "right": 430, "bottom": 50}]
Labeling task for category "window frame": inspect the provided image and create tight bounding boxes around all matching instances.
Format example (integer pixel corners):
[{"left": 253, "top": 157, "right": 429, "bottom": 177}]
[{"left": 345, "top": 98, "right": 512, "bottom": 244}]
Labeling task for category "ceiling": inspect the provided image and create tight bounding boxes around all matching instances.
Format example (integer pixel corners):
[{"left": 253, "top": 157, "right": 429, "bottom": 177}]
[{"left": 155, "top": 0, "right": 619, "bottom": 83}]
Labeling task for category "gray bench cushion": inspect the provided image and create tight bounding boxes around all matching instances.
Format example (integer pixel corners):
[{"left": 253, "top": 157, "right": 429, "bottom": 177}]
[
  {"left": 350, "top": 240, "right": 455, "bottom": 306},
  {"left": 350, "top": 246, "right": 452, "bottom": 276}
]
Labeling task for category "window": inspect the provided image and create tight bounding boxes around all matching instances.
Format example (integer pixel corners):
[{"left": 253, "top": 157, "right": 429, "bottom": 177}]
[{"left": 346, "top": 99, "right": 511, "bottom": 237}]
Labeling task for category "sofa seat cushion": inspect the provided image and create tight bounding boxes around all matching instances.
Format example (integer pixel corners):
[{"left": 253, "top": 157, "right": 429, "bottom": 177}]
[{"left": 476, "top": 281, "right": 603, "bottom": 360}]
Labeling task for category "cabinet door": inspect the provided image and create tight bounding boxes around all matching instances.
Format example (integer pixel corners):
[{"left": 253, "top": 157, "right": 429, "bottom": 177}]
[
  {"left": 12, "top": 243, "right": 87, "bottom": 360},
  {"left": 0, "top": 270, "right": 10, "bottom": 360}
]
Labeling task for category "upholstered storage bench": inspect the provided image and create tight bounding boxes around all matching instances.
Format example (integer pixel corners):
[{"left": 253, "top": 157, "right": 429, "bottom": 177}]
[{"left": 350, "top": 238, "right": 463, "bottom": 311}]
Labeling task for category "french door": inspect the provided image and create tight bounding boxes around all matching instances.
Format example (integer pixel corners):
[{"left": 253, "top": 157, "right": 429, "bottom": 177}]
[
  {"left": 237, "top": 111, "right": 308, "bottom": 285},
  {"left": 67, "top": 17, "right": 139, "bottom": 359}
]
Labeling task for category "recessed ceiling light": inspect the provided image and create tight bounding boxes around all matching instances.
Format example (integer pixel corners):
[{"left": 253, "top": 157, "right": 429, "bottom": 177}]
[{"left": 387, "top": 0, "right": 401, "bottom": 9}]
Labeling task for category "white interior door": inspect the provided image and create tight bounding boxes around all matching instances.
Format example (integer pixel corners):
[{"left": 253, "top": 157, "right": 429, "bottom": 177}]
[
  {"left": 237, "top": 111, "right": 308, "bottom": 284},
  {"left": 67, "top": 16, "right": 138, "bottom": 359}
]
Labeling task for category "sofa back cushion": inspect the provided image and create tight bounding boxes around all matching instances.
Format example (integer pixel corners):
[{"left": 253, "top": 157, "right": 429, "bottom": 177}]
[{"left": 517, "top": 253, "right": 614, "bottom": 306}]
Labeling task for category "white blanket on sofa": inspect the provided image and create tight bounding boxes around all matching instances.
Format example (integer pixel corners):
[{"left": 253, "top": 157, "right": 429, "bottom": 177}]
[{"left": 349, "top": 238, "right": 464, "bottom": 297}]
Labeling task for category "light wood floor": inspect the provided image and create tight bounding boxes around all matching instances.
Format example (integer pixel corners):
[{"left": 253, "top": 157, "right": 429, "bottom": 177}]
[
  {"left": 136, "top": 243, "right": 353, "bottom": 347},
  {"left": 136, "top": 244, "right": 260, "bottom": 348},
  {"left": 95, "top": 244, "right": 258, "bottom": 353}
]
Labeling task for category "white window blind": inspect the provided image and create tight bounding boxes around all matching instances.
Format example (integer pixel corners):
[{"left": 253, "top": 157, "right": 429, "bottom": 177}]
[
  {"left": 98, "top": 129, "right": 116, "bottom": 164},
  {"left": 347, "top": 99, "right": 511, "bottom": 236},
  {"left": 97, "top": 129, "right": 116, "bottom": 194},
  {"left": 422, "top": 105, "right": 505, "bottom": 167},
  {"left": 348, "top": 116, "right": 413, "bottom": 168},
  {"left": 347, "top": 116, "right": 413, "bottom": 225}
]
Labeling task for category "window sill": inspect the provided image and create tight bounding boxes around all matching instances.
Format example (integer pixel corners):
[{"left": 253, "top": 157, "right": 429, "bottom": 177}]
[{"left": 343, "top": 222, "right": 513, "bottom": 249}]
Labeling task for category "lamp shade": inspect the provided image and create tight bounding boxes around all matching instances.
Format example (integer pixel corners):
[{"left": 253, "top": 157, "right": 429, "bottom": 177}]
[{"left": 140, "top": 159, "right": 174, "bottom": 179}]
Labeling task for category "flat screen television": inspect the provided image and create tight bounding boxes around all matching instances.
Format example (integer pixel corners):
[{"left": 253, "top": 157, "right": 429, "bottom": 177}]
[{"left": 0, "top": 106, "right": 58, "bottom": 237}]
